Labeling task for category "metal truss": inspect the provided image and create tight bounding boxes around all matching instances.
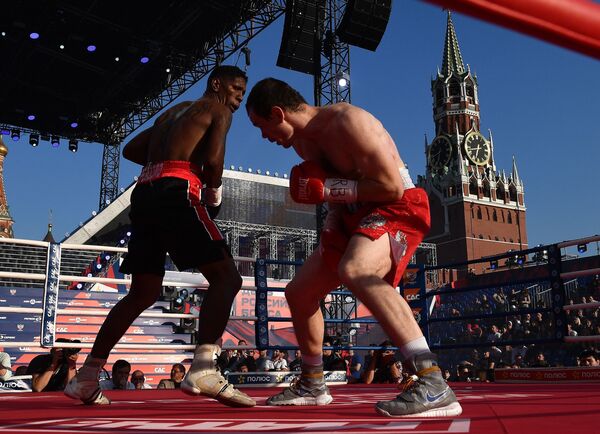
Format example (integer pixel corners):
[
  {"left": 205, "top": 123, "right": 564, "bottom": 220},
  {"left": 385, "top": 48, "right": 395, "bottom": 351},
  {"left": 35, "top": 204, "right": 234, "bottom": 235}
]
[
  {"left": 98, "top": 0, "right": 286, "bottom": 209},
  {"left": 217, "top": 219, "right": 317, "bottom": 278},
  {"left": 99, "top": 144, "right": 121, "bottom": 211},
  {"left": 313, "top": 0, "right": 354, "bottom": 339}
]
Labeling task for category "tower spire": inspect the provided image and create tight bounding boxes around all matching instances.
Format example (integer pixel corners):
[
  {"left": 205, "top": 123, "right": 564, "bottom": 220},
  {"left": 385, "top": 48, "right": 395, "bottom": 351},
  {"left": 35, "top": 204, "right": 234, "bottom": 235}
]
[
  {"left": 0, "top": 136, "right": 14, "bottom": 238},
  {"left": 441, "top": 11, "right": 465, "bottom": 77},
  {"left": 511, "top": 155, "right": 521, "bottom": 186}
]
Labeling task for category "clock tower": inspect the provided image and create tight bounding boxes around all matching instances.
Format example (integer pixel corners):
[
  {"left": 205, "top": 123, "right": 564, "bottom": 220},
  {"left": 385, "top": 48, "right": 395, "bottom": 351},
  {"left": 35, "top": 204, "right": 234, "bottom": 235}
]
[{"left": 417, "top": 12, "right": 527, "bottom": 275}]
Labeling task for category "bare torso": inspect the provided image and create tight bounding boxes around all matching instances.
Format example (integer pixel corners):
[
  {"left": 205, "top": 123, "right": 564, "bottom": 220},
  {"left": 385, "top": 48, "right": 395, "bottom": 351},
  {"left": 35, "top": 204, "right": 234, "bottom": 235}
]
[
  {"left": 146, "top": 97, "right": 230, "bottom": 167},
  {"left": 291, "top": 103, "right": 404, "bottom": 181}
]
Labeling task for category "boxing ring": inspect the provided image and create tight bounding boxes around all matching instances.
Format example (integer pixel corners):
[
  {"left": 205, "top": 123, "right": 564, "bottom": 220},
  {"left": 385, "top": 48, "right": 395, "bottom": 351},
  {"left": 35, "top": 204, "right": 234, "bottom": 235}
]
[{"left": 1, "top": 234, "right": 600, "bottom": 433}]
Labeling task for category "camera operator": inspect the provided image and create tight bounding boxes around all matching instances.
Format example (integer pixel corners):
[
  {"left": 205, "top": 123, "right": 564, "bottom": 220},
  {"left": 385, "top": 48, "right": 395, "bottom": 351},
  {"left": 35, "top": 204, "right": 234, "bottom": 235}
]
[
  {"left": 362, "top": 340, "right": 402, "bottom": 384},
  {"left": 27, "top": 338, "right": 81, "bottom": 392}
]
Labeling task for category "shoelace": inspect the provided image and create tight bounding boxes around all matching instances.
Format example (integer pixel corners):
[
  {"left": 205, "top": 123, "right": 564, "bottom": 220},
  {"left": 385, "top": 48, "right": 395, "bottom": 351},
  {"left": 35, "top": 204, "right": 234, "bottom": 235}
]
[{"left": 397, "top": 366, "right": 441, "bottom": 396}]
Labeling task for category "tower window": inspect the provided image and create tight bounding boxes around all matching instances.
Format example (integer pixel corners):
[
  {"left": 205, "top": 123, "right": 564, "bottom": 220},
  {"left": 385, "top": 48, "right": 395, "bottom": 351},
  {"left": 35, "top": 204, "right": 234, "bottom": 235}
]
[
  {"left": 493, "top": 210, "right": 498, "bottom": 222},
  {"left": 477, "top": 208, "right": 482, "bottom": 220},
  {"left": 507, "top": 212, "right": 513, "bottom": 224},
  {"left": 449, "top": 80, "right": 461, "bottom": 101}
]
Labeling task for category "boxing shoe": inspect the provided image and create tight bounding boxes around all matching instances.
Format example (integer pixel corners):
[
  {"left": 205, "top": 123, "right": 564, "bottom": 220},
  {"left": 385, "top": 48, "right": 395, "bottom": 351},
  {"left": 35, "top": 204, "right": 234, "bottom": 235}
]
[
  {"left": 64, "top": 355, "right": 110, "bottom": 405},
  {"left": 64, "top": 376, "right": 110, "bottom": 405},
  {"left": 181, "top": 344, "right": 255, "bottom": 408},
  {"left": 266, "top": 364, "right": 333, "bottom": 406},
  {"left": 375, "top": 352, "right": 462, "bottom": 418}
]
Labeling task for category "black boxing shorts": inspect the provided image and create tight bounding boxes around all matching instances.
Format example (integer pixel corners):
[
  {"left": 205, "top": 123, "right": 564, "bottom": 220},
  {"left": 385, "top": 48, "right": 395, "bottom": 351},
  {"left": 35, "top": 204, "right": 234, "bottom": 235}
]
[{"left": 119, "top": 161, "right": 231, "bottom": 277}]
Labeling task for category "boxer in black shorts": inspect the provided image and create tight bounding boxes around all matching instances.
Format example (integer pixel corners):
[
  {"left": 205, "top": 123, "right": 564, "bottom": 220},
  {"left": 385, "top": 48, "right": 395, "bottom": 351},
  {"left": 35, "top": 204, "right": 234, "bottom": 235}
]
[{"left": 65, "top": 65, "right": 255, "bottom": 407}]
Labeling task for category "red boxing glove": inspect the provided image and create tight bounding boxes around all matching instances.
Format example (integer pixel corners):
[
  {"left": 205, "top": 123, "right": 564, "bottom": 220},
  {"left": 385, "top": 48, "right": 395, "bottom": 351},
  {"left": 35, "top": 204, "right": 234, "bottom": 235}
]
[{"left": 289, "top": 161, "right": 358, "bottom": 204}]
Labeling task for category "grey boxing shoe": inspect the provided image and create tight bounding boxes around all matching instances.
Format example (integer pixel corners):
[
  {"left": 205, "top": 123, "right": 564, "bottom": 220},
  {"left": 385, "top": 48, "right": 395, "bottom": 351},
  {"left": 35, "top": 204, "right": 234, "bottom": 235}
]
[
  {"left": 266, "top": 377, "right": 333, "bottom": 406},
  {"left": 375, "top": 352, "right": 462, "bottom": 418},
  {"left": 267, "top": 364, "right": 333, "bottom": 406}
]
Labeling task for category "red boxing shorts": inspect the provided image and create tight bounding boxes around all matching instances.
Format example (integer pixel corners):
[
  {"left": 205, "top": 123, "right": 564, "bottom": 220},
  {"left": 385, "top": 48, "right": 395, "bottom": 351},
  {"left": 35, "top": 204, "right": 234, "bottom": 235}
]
[
  {"left": 120, "top": 161, "right": 230, "bottom": 277},
  {"left": 340, "top": 188, "right": 430, "bottom": 288}
]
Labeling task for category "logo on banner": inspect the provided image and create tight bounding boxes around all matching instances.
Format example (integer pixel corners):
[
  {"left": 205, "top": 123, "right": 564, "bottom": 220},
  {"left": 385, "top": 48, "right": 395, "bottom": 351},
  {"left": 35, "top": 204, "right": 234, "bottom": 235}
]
[
  {"left": 16, "top": 324, "right": 24, "bottom": 331},
  {"left": 9, "top": 289, "right": 16, "bottom": 295}
]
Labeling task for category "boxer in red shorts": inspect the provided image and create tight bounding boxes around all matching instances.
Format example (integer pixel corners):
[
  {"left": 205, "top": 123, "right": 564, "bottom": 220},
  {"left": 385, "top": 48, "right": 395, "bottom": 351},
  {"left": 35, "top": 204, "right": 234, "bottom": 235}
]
[
  {"left": 65, "top": 66, "right": 255, "bottom": 408},
  {"left": 246, "top": 78, "right": 461, "bottom": 417}
]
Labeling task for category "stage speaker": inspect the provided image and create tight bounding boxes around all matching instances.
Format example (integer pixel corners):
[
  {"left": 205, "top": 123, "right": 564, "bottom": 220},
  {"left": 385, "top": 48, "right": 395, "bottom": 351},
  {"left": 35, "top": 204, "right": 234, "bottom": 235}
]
[
  {"left": 277, "top": 0, "right": 321, "bottom": 75},
  {"left": 336, "top": 0, "right": 392, "bottom": 51}
]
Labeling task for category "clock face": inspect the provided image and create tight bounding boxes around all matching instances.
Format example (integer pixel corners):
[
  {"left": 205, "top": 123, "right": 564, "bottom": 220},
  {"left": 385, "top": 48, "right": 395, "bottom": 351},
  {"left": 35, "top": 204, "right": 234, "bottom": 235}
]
[
  {"left": 428, "top": 136, "right": 452, "bottom": 169},
  {"left": 464, "top": 132, "right": 490, "bottom": 166}
]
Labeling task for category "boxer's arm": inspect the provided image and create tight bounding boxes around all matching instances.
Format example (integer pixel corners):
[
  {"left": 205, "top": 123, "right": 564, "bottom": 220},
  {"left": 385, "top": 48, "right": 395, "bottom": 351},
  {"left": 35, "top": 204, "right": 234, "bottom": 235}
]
[
  {"left": 200, "top": 105, "right": 232, "bottom": 208},
  {"left": 122, "top": 127, "right": 152, "bottom": 165},
  {"left": 335, "top": 109, "right": 405, "bottom": 202}
]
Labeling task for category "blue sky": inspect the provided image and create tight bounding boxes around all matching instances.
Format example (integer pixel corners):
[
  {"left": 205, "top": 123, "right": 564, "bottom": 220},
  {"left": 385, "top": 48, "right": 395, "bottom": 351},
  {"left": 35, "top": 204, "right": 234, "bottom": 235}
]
[{"left": 3, "top": 1, "right": 599, "bottom": 249}]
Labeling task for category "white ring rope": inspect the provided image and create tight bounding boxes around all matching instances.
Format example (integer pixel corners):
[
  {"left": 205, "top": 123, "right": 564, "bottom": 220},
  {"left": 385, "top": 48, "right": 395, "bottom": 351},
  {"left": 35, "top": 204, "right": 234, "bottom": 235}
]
[
  {"left": 563, "top": 301, "right": 600, "bottom": 311},
  {"left": 564, "top": 335, "right": 600, "bottom": 343},
  {"left": 560, "top": 268, "right": 600, "bottom": 281},
  {"left": 0, "top": 306, "right": 257, "bottom": 321},
  {"left": 557, "top": 235, "right": 600, "bottom": 249}
]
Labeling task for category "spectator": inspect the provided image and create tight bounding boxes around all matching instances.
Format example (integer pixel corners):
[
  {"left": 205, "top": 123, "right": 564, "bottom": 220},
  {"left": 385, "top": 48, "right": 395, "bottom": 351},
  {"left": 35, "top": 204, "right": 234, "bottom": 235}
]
[
  {"left": 157, "top": 363, "right": 186, "bottom": 389},
  {"left": 578, "top": 349, "right": 600, "bottom": 367},
  {"left": 131, "top": 370, "right": 152, "bottom": 389},
  {"left": 14, "top": 366, "right": 28, "bottom": 376},
  {"left": 229, "top": 340, "right": 256, "bottom": 372},
  {"left": 362, "top": 341, "right": 401, "bottom": 384},
  {"left": 255, "top": 350, "right": 274, "bottom": 372},
  {"left": 271, "top": 349, "right": 288, "bottom": 371},
  {"left": 27, "top": 338, "right": 81, "bottom": 392},
  {"left": 519, "top": 288, "right": 532, "bottom": 309},
  {"left": 289, "top": 350, "right": 302, "bottom": 371},
  {"left": 322, "top": 339, "right": 346, "bottom": 371},
  {"left": 531, "top": 352, "right": 549, "bottom": 368},
  {"left": 238, "top": 363, "right": 250, "bottom": 373},
  {"left": 0, "top": 352, "right": 12, "bottom": 381},
  {"left": 100, "top": 359, "right": 134, "bottom": 390},
  {"left": 346, "top": 347, "right": 363, "bottom": 383}
]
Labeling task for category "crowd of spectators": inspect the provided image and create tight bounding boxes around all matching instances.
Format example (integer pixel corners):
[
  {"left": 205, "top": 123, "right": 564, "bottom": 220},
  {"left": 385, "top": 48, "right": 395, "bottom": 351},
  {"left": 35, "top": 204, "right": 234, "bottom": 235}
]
[{"left": 3, "top": 276, "right": 599, "bottom": 388}]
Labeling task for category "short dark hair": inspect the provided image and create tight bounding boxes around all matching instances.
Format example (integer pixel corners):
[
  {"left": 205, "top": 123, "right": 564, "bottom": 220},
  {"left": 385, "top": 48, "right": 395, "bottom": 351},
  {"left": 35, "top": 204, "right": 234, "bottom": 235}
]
[
  {"left": 206, "top": 65, "right": 247, "bottom": 90},
  {"left": 579, "top": 349, "right": 599, "bottom": 360},
  {"left": 246, "top": 77, "right": 307, "bottom": 118},
  {"left": 112, "top": 359, "right": 131, "bottom": 373}
]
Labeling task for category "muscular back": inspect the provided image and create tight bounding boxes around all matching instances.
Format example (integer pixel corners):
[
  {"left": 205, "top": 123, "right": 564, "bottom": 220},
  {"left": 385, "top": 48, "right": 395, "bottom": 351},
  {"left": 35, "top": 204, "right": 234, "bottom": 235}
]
[
  {"left": 123, "top": 96, "right": 232, "bottom": 186},
  {"left": 147, "top": 98, "right": 231, "bottom": 166}
]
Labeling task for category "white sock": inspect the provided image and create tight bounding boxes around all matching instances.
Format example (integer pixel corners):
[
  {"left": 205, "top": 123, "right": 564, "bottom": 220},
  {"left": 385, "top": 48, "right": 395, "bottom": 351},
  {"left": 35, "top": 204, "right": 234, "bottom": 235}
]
[
  {"left": 78, "top": 355, "right": 106, "bottom": 381},
  {"left": 302, "top": 353, "right": 323, "bottom": 367},
  {"left": 399, "top": 336, "right": 430, "bottom": 360}
]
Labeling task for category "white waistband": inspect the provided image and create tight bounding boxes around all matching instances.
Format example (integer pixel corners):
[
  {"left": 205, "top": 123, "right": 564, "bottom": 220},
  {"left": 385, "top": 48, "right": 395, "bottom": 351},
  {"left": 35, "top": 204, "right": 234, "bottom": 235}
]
[{"left": 400, "top": 167, "right": 415, "bottom": 189}]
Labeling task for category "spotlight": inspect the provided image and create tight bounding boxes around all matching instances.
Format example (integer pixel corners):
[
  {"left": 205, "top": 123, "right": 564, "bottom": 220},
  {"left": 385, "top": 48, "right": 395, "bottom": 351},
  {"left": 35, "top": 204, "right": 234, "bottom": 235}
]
[
  {"left": 27, "top": 114, "right": 36, "bottom": 121},
  {"left": 76, "top": 283, "right": 83, "bottom": 290},
  {"left": 126, "top": 231, "right": 132, "bottom": 237},
  {"left": 95, "top": 263, "right": 102, "bottom": 270},
  {"left": 577, "top": 244, "right": 588, "bottom": 254},
  {"left": 11, "top": 129, "right": 20, "bottom": 141},
  {"left": 29, "top": 134, "right": 39, "bottom": 147},
  {"left": 87, "top": 45, "right": 96, "bottom": 52},
  {"left": 490, "top": 260, "right": 498, "bottom": 270},
  {"left": 114, "top": 56, "right": 120, "bottom": 62},
  {"left": 51, "top": 136, "right": 60, "bottom": 147},
  {"left": 68, "top": 139, "right": 78, "bottom": 152},
  {"left": 140, "top": 56, "right": 149, "bottom": 64},
  {"left": 29, "top": 32, "right": 40, "bottom": 40},
  {"left": 70, "top": 122, "right": 78, "bottom": 128},
  {"left": 516, "top": 255, "right": 525, "bottom": 266},
  {"left": 1, "top": 128, "right": 10, "bottom": 135},
  {"left": 59, "top": 44, "right": 65, "bottom": 50},
  {"left": 171, "top": 296, "right": 185, "bottom": 313},
  {"left": 336, "top": 71, "right": 350, "bottom": 88}
]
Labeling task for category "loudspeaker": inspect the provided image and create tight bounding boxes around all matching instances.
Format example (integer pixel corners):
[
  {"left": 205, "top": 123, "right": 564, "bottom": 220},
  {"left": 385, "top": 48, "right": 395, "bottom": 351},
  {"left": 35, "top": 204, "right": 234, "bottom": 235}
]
[
  {"left": 336, "top": 0, "right": 392, "bottom": 51},
  {"left": 277, "top": 0, "right": 321, "bottom": 75}
]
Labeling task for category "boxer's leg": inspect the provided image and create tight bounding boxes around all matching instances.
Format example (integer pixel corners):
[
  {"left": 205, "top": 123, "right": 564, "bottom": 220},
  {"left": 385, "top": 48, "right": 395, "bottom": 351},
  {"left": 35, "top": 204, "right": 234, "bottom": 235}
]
[
  {"left": 181, "top": 255, "right": 255, "bottom": 407},
  {"left": 338, "top": 234, "right": 461, "bottom": 417},
  {"left": 266, "top": 249, "right": 340, "bottom": 406},
  {"left": 65, "top": 273, "right": 162, "bottom": 405}
]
